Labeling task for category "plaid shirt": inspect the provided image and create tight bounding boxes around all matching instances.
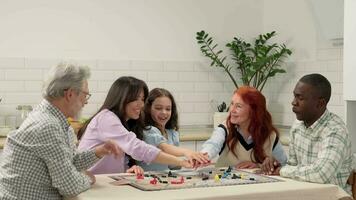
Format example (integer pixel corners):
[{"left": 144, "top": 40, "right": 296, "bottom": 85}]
[
  {"left": 280, "top": 109, "right": 353, "bottom": 194},
  {"left": 0, "top": 99, "right": 98, "bottom": 200}
]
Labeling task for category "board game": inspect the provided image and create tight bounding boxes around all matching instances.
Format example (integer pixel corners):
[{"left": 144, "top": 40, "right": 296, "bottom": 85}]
[{"left": 109, "top": 166, "right": 282, "bottom": 191}]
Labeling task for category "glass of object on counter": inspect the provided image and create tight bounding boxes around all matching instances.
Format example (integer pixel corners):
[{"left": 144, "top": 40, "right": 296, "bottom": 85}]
[{"left": 16, "top": 105, "right": 33, "bottom": 127}]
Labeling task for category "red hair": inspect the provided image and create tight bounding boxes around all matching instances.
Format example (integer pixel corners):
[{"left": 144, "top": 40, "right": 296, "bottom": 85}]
[{"left": 226, "top": 86, "right": 278, "bottom": 163}]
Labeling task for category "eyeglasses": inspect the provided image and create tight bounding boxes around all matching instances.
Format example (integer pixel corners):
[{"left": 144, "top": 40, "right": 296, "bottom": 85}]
[
  {"left": 64, "top": 88, "right": 91, "bottom": 101},
  {"left": 79, "top": 90, "right": 92, "bottom": 101}
]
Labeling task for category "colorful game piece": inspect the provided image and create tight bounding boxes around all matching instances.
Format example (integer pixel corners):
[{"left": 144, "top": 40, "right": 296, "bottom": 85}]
[
  {"left": 214, "top": 174, "right": 220, "bottom": 182},
  {"left": 149, "top": 178, "right": 157, "bottom": 185},
  {"left": 136, "top": 174, "right": 144, "bottom": 180},
  {"left": 171, "top": 176, "right": 184, "bottom": 184},
  {"left": 226, "top": 166, "right": 232, "bottom": 173},
  {"left": 222, "top": 172, "right": 229, "bottom": 179},
  {"left": 109, "top": 167, "right": 282, "bottom": 191},
  {"left": 232, "top": 174, "right": 238, "bottom": 179},
  {"left": 168, "top": 171, "right": 173, "bottom": 177}
]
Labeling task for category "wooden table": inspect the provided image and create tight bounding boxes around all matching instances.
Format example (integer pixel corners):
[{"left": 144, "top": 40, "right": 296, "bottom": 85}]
[{"left": 67, "top": 173, "right": 340, "bottom": 200}]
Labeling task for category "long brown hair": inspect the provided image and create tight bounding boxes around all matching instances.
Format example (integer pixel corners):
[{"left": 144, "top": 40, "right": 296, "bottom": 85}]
[
  {"left": 143, "top": 88, "right": 179, "bottom": 131},
  {"left": 77, "top": 76, "right": 149, "bottom": 140},
  {"left": 226, "top": 86, "right": 278, "bottom": 163}
]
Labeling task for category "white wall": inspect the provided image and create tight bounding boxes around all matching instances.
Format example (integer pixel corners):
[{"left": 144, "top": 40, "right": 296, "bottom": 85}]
[
  {"left": 261, "top": 0, "right": 344, "bottom": 126},
  {"left": 0, "top": 0, "right": 263, "bottom": 126},
  {"left": 0, "top": 0, "right": 345, "bottom": 128},
  {"left": 0, "top": 0, "right": 262, "bottom": 60}
]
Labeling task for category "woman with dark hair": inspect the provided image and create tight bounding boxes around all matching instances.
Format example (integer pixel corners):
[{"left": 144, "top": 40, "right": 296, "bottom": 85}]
[
  {"left": 201, "top": 86, "right": 287, "bottom": 168},
  {"left": 78, "top": 77, "right": 192, "bottom": 175},
  {"left": 138, "top": 88, "right": 209, "bottom": 171}
]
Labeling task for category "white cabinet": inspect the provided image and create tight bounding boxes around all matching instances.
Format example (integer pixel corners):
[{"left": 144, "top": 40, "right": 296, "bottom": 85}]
[
  {"left": 344, "top": 0, "right": 356, "bottom": 100},
  {"left": 344, "top": 0, "right": 356, "bottom": 153}
]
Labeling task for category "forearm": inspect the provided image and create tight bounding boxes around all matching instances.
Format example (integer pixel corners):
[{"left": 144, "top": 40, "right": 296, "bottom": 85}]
[
  {"left": 159, "top": 143, "right": 187, "bottom": 157},
  {"left": 73, "top": 149, "right": 99, "bottom": 171},
  {"left": 153, "top": 151, "right": 184, "bottom": 167},
  {"left": 280, "top": 158, "right": 339, "bottom": 184}
]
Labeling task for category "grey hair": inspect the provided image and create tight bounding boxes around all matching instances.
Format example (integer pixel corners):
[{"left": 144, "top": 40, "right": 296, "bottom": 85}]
[{"left": 42, "top": 62, "right": 91, "bottom": 99}]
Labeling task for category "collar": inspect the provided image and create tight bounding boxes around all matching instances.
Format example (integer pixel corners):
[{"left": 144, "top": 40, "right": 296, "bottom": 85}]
[
  {"left": 39, "top": 99, "right": 71, "bottom": 131},
  {"left": 305, "top": 109, "right": 329, "bottom": 130},
  {"left": 235, "top": 127, "right": 254, "bottom": 151},
  {"left": 301, "top": 109, "right": 330, "bottom": 137}
]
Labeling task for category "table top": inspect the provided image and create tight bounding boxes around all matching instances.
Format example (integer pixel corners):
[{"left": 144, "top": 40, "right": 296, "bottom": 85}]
[{"left": 67, "top": 173, "right": 339, "bottom": 200}]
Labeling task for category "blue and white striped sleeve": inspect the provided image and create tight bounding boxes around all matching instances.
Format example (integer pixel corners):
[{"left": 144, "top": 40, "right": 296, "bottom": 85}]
[
  {"left": 200, "top": 126, "right": 226, "bottom": 160},
  {"left": 272, "top": 141, "right": 288, "bottom": 166}
]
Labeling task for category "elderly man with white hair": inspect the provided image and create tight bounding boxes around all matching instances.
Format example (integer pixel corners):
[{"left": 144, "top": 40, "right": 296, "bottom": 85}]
[{"left": 0, "top": 63, "right": 121, "bottom": 200}]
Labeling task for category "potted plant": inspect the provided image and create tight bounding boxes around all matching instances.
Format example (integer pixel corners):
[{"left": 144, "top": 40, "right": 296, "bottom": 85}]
[
  {"left": 196, "top": 31, "right": 292, "bottom": 91},
  {"left": 213, "top": 102, "right": 229, "bottom": 128}
]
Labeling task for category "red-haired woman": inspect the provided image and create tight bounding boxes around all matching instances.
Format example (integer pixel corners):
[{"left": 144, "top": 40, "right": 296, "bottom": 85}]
[{"left": 201, "top": 86, "right": 287, "bottom": 169}]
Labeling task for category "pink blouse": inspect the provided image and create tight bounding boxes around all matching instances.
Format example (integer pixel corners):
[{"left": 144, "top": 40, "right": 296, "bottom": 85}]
[{"left": 78, "top": 109, "right": 160, "bottom": 174}]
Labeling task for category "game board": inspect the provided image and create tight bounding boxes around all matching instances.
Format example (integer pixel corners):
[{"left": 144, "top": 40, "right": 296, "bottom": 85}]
[{"left": 109, "top": 166, "right": 282, "bottom": 191}]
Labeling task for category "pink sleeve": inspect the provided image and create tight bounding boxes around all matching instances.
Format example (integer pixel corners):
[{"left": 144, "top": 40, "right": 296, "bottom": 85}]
[{"left": 96, "top": 111, "right": 160, "bottom": 163}]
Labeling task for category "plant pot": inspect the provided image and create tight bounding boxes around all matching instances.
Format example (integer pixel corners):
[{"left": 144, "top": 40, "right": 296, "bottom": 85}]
[{"left": 213, "top": 112, "right": 229, "bottom": 128}]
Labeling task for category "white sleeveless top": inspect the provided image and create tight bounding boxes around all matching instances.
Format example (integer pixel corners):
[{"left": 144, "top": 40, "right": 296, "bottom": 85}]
[{"left": 215, "top": 127, "right": 277, "bottom": 167}]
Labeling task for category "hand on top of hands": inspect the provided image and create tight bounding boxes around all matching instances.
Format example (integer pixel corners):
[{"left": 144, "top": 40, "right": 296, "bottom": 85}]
[
  {"left": 126, "top": 165, "right": 144, "bottom": 175},
  {"left": 260, "top": 156, "right": 281, "bottom": 175},
  {"left": 94, "top": 140, "right": 123, "bottom": 159},
  {"left": 184, "top": 151, "right": 211, "bottom": 168}
]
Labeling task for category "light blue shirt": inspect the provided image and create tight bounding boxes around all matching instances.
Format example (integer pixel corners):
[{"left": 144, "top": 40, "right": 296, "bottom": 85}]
[
  {"left": 138, "top": 126, "right": 180, "bottom": 171},
  {"left": 201, "top": 126, "right": 288, "bottom": 166}
]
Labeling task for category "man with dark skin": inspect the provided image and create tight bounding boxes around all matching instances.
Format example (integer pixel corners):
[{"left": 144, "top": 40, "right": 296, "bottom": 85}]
[{"left": 261, "top": 74, "right": 352, "bottom": 195}]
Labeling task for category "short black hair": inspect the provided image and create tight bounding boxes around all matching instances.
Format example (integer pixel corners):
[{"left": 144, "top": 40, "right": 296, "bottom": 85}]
[{"left": 299, "top": 73, "right": 331, "bottom": 103}]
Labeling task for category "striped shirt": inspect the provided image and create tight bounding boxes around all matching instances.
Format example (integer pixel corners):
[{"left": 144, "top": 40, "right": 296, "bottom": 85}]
[
  {"left": 280, "top": 109, "right": 353, "bottom": 194},
  {"left": 0, "top": 99, "right": 98, "bottom": 200}
]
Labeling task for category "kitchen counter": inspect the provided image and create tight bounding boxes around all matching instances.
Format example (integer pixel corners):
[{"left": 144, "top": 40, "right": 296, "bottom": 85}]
[
  {"left": 179, "top": 125, "right": 290, "bottom": 145},
  {"left": 179, "top": 126, "right": 213, "bottom": 142},
  {"left": 0, "top": 126, "right": 290, "bottom": 149},
  {"left": 0, "top": 137, "right": 6, "bottom": 149}
]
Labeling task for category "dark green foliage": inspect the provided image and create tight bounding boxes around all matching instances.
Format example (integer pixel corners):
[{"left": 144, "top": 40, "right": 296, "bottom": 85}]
[{"left": 196, "top": 31, "right": 292, "bottom": 91}]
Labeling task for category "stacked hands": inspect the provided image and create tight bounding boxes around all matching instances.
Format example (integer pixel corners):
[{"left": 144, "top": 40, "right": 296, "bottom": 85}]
[
  {"left": 181, "top": 150, "right": 211, "bottom": 168},
  {"left": 91, "top": 140, "right": 278, "bottom": 178},
  {"left": 89, "top": 140, "right": 211, "bottom": 181}
]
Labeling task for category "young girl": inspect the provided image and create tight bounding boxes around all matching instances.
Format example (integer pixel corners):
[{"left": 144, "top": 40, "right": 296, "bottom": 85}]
[
  {"left": 77, "top": 77, "right": 193, "bottom": 174},
  {"left": 138, "top": 88, "right": 209, "bottom": 171},
  {"left": 201, "top": 86, "right": 287, "bottom": 169}
]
